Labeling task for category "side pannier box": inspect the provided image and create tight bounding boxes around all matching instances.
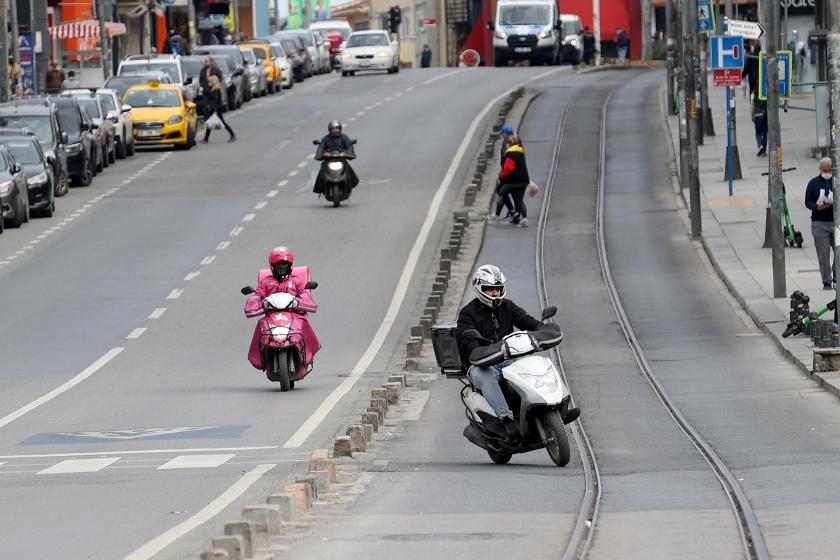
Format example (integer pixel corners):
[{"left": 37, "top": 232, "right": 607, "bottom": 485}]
[{"left": 431, "top": 323, "right": 467, "bottom": 376}]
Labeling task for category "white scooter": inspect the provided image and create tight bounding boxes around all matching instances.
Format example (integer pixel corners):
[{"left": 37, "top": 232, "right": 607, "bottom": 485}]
[{"left": 432, "top": 307, "right": 580, "bottom": 466}]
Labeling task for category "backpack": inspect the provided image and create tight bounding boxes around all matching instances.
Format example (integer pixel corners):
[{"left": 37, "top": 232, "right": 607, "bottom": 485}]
[{"left": 170, "top": 39, "right": 182, "bottom": 56}]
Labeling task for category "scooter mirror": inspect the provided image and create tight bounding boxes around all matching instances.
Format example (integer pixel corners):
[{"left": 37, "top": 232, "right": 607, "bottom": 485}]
[
  {"left": 312, "top": 140, "right": 320, "bottom": 145},
  {"left": 541, "top": 306, "right": 557, "bottom": 320},
  {"left": 350, "top": 139, "right": 358, "bottom": 145},
  {"left": 305, "top": 281, "right": 318, "bottom": 290},
  {"left": 241, "top": 286, "right": 255, "bottom": 295}
]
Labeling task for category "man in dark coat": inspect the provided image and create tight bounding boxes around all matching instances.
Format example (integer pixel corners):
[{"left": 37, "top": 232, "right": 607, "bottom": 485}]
[
  {"left": 313, "top": 120, "right": 358, "bottom": 194},
  {"left": 805, "top": 158, "right": 835, "bottom": 289},
  {"left": 582, "top": 27, "right": 596, "bottom": 65}
]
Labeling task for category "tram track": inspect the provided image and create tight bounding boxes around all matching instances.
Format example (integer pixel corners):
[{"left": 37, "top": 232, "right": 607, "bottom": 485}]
[{"left": 536, "top": 75, "right": 770, "bottom": 559}]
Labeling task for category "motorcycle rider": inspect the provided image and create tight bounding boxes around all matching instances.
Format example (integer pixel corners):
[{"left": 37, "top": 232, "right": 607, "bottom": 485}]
[
  {"left": 245, "top": 247, "right": 318, "bottom": 377},
  {"left": 456, "top": 265, "right": 541, "bottom": 437},
  {"left": 313, "top": 120, "right": 359, "bottom": 194}
]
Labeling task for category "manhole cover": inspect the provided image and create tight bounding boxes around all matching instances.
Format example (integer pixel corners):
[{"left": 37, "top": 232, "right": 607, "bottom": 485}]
[{"left": 382, "top": 532, "right": 523, "bottom": 542}]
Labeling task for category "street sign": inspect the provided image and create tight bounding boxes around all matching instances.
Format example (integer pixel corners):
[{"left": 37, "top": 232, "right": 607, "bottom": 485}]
[
  {"left": 758, "top": 50, "right": 793, "bottom": 100},
  {"left": 697, "top": 0, "right": 716, "bottom": 34},
  {"left": 710, "top": 35, "right": 744, "bottom": 69},
  {"left": 713, "top": 69, "right": 742, "bottom": 86},
  {"left": 18, "top": 34, "right": 36, "bottom": 97},
  {"left": 725, "top": 18, "right": 765, "bottom": 40}
]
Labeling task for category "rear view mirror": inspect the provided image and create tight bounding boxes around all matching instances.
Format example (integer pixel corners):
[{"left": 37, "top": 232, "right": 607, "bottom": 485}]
[
  {"left": 305, "top": 281, "right": 318, "bottom": 290},
  {"left": 61, "top": 131, "right": 69, "bottom": 144},
  {"left": 241, "top": 286, "right": 255, "bottom": 295},
  {"left": 184, "top": 76, "right": 193, "bottom": 85},
  {"left": 121, "top": 104, "right": 132, "bottom": 112},
  {"left": 350, "top": 139, "right": 358, "bottom": 145},
  {"left": 541, "top": 306, "right": 557, "bottom": 320}
]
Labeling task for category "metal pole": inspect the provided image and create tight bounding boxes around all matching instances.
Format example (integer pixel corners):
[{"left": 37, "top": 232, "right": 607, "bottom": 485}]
[
  {"left": 723, "top": 13, "right": 742, "bottom": 181},
  {"left": 685, "top": 0, "right": 702, "bottom": 238},
  {"left": 766, "top": 0, "right": 786, "bottom": 297},
  {"left": 0, "top": 0, "right": 8, "bottom": 102},
  {"left": 32, "top": 0, "right": 49, "bottom": 94},
  {"left": 828, "top": 0, "right": 840, "bottom": 306},
  {"left": 700, "top": 35, "right": 715, "bottom": 135},
  {"left": 642, "top": 0, "right": 652, "bottom": 59},
  {"left": 188, "top": 0, "right": 197, "bottom": 50},
  {"left": 95, "top": 0, "right": 109, "bottom": 82},
  {"left": 593, "top": 0, "right": 602, "bottom": 65},
  {"left": 667, "top": 0, "right": 677, "bottom": 113},
  {"left": 727, "top": 85, "right": 734, "bottom": 195}
]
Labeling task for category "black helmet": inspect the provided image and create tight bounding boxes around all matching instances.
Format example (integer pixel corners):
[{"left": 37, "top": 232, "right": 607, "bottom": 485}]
[{"left": 328, "top": 120, "right": 342, "bottom": 133}]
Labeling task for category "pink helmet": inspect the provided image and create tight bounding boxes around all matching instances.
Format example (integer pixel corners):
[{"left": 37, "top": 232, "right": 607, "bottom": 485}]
[{"left": 269, "top": 246, "right": 294, "bottom": 281}]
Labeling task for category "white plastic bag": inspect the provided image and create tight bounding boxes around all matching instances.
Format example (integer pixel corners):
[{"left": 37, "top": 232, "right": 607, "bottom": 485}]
[
  {"left": 205, "top": 113, "right": 222, "bottom": 130},
  {"left": 526, "top": 181, "right": 540, "bottom": 198}
]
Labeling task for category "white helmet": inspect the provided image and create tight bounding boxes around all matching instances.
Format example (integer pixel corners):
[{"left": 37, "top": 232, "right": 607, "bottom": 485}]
[{"left": 472, "top": 265, "right": 507, "bottom": 308}]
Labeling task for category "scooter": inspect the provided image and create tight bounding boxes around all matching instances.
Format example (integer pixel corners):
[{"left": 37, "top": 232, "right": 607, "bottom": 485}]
[
  {"left": 782, "top": 289, "right": 837, "bottom": 338},
  {"left": 242, "top": 267, "right": 320, "bottom": 391},
  {"left": 762, "top": 167, "right": 803, "bottom": 248},
  {"left": 431, "top": 307, "right": 580, "bottom": 466},
  {"left": 312, "top": 139, "right": 357, "bottom": 207}
]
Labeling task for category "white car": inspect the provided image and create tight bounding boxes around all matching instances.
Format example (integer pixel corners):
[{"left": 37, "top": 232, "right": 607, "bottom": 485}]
[
  {"left": 95, "top": 88, "right": 134, "bottom": 159},
  {"left": 340, "top": 31, "right": 400, "bottom": 76},
  {"left": 269, "top": 43, "right": 294, "bottom": 89},
  {"left": 117, "top": 54, "right": 198, "bottom": 101}
]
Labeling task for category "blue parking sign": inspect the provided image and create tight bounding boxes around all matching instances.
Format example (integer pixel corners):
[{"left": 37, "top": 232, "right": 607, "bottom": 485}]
[
  {"left": 697, "top": 0, "right": 716, "bottom": 34},
  {"left": 710, "top": 35, "right": 744, "bottom": 70},
  {"left": 758, "top": 50, "right": 792, "bottom": 100}
]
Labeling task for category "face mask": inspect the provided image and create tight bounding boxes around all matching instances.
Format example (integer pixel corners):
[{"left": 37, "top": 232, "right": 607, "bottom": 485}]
[{"left": 822, "top": 172, "right": 833, "bottom": 180}]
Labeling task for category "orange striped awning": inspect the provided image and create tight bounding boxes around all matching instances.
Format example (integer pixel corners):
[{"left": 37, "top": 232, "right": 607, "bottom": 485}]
[{"left": 49, "top": 19, "right": 127, "bottom": 39}]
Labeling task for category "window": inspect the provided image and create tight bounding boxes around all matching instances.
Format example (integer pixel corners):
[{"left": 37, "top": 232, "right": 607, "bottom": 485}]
[
  {"left": 99, "top": 94, "right": 117, "bottom": 112},
  {"left": 563, "top": 20, "right": 580, "bottom": 36},
  {"left": 0, "top": 115, "right": 53, "bottom": 144},
  {"left": 241, "top": 49, "right": 256, "bottom": 64},
  {"left": 124, "top": 89, "right": 181, "bottom": 108},
  {"left": 499, "top": 5, "right": 550, "bottom": 26},
  {"left": 121, "top": 62, "right": 180, "bottom": 83},
  {"left": 347, "top": 34, "right": 389, "bottom": 47},
  {"left": 5, "top": 141, "right": 41, "bottom": 164},
  {"left": 77, "top": 98, "right": 102, "bottom": 120}
]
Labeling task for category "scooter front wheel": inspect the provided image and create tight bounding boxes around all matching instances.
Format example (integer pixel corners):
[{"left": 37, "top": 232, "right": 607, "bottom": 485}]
[
  {"left": 539, "top": 411, "right": 571, "bottom": 467},
  {"left": 487, "top": 449, "right": 512, "bottom": 464},
  {"left": 272, "top": 351, "right": 293, "bottom": 392}
]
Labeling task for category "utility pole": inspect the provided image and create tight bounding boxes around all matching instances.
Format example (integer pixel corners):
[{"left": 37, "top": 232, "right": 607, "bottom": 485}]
[
  {"left": 642, "top": 0, "right": 652, "bottom": 59},
  {"left": 667, "top": 0, "right": 677, "bottom": 113},
  {"left": 188, "top": 0, "right": 197, "bottom": 50},
  {"left": 828, "top": 0, "right": 840, "bottom": 307},
  {"left": 765, "top": 0, "right": 785, "bottom": 297},
  {"left": 700, "top": 36, "right": 715, "bottom": 136},
  {"left": 684, "top": 0, "right": 702, "bottom": 238},
  {"left": 723, "top": 8, "right": 742, "bottom": 181},
  {"left": 592, "top": 0, "right": 601, "bottom": 65},
  {"left": 0, "top": 0, "right": 7, "bottom": 102},
  {"left": 9, "top": 0, "right": 19, "bottom": 70},
  {"left": 95, "top": 0, "right": 110, "bottom": 82}
]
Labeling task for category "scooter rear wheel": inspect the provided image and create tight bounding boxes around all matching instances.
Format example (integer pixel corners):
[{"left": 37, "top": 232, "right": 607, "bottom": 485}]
[
  {"left": 487, "top": 449, "right": 512, "bottom": 464},
  {"left": 272, "top": 351, "right": 293, "bottom": 392},
  {"left": 540, "top": 412, "right": 571, "bottom": 467}
]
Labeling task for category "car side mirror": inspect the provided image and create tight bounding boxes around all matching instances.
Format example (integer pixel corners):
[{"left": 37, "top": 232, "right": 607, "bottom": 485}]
[
  {"left": 12, "top": 163, "right": 21, "bottom": 174},
  {"left": 350, "top": 139, "right": 358, "bottom": 145},
  {"left": 241, "top": 286, "right": 255, "bottom": 295},
  {"left": 541, "top": 306, "right": 557, "bottom": 320},
  {"left": 121, "top": 104, "right": 132, "bottom": 112},
  {"left": 46, "top": 155, "right": 55, "bottom": 164},
  {"left": 187, "top": 102, "right": 197, "bottom": 110},
  {"left": 61, "top": 131, "right": 69, "bottom": 144},
  {"left": 305, "top": 281, "right": 318, "bottom": 290},
  {"left": 184, "top": 76, "right": 193, "bottom": 85},
  {"left": 234, "top": 68, "right": 244, "bottom": 76},
  {"left": 486, "top": 21, "right": 495, "bottom": 31},
  {"left": 312, "top": 139, "right": 321, "bottom": 145},
  {"left": 90, "top": 121, "right": 99, "bottom": 129},
  {"left": 81, "top": 121, "right": 90, "bottom": 131}
]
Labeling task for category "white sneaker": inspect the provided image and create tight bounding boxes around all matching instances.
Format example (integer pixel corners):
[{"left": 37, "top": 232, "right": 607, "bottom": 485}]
[{"left": 517, "top": 218, "right": 529, "bottom": 227}]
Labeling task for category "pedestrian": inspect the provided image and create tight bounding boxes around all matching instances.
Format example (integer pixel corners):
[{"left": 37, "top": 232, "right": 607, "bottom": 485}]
[
  {"left": 45, "top": 61, "right": 65, "bottom": 93},
  {"left": 8, "top": 56, "right": 20, "bottom": 96},
  {"left": 421, "top": 44, "right": 432, "bottom": 68},
  {"left": 805, "top": 158, "right": 835, "bottom": 290},
  {"left": 615, "top": 27, "right": 629, "bottom": 64},
  {"left": 198, "top": 56, "right": 236, "bottom": 143},
  {"left": 497, "top": 134, "right": 530, "bottom": 227},
  {"left": 166, "top": 29, "right": 189, "bottom": 56},
  {"left": 751, "top": 90, "right": 767, "bottom": 157},
  {"left": 61, "top": 70, "right": 81, "bottom": 90},
  {"left": 742, "top": 40, "right": 759, "bottom": 98},
  {"left": 582, "top": 26, "right": 596, "bottom": 65}
]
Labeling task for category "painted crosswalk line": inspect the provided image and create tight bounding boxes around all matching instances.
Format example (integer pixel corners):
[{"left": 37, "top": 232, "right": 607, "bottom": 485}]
[
  {"left": 157, "top": 454, "right": 235, "bottom": 470},
  {"left": 38, "top": 457, "right": 120, "bottom": 475}
]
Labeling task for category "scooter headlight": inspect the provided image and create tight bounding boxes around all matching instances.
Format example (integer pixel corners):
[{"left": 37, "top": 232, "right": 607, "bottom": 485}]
[
  {"left": 519, "top": 370, "right": 559, "bottom": 390},
  {"left": 269, "top": 324, "right": 290, "bottom": 338},
  {"left": 327, "top": 161, "right": 343, "bottom": 171}
]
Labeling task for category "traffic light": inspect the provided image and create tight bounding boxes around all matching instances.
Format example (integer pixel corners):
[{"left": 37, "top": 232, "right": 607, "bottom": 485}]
[{"left": 388, "top": 6, "right": 402, "bottom": 33}]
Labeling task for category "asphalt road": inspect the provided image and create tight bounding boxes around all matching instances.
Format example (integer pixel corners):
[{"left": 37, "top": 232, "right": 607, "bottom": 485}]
[
  {"left": 290, "top": 69, "right": 840, "bottom": 560},
  {"left": 0, "top": 66, "right": 572, "bottom": 559}
]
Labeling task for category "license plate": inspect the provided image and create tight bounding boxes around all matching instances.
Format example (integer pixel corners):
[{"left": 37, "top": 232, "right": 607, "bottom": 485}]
[
  {"left": 138, "top": 129, "right": 159, "bottom": 137},
  {"left": 360, "top": 61, "right": 371, "bottom": 67},
  {"left": 514, "top": 47, "right": 531, "bottom": 53}
]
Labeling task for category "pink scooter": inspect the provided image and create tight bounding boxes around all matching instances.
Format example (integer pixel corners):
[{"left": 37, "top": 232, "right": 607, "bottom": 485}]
[{"left": 242, "top": 266, "right": 320, "bottom": 390}]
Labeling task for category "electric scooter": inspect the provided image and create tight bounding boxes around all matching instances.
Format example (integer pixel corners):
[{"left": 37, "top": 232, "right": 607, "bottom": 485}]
[
  {"left": 762, "top": 167, "right": 803, "bottom": 248},
  {"left": 782, "top": 289, "right": 837, "bottom": 338}
]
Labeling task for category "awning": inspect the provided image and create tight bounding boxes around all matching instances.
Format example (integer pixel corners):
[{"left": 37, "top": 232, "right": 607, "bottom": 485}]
[{"left": 49, "top": 19, "right": 127, "bottom": 39}]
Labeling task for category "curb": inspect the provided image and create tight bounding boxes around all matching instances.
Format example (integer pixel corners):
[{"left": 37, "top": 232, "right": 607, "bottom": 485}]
[{"left": 658, "top": 83, "right": 840, "bottom": 401}]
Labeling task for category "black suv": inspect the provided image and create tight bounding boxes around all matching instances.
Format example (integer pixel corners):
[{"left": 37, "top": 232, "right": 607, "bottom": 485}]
[
  {"left": 47, "top": 95, "right": 95, "bottom": 186},
  {"left": 0, "top": 99, "right": 70, "bottom": 196},
  {"left": 0, "top": 129, "right": 55, "bottom": 218}
]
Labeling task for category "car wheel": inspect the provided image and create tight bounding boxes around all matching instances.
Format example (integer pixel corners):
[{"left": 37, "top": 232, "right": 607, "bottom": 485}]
[
  {"left": 41, "top": 196, "right": 55, "bottom": 218},
  {"left": 77, "top": 156, "right": 93, "bottom": 186},
  {"left": 8, "top": 192, "right": 26, "bottom": 228},
  {"left": 395, "top": 64, "right": 400, "bottom": 73},
  {"left": 126, "top": 139, "right": 135, "bottom": 156},
  {"left": 102, "top": 144, "right": 110, "bottom": 168},
  {"left": 116, "top": 134, "right": 127, "bottom": 159},
  {"left": 55, "top": 172, "right": 69, "bottom": 197},
  {"left": 108, "top": 142, "right": 116, "bottom": 164},
  {"left": 94, "top": 147, "right": 103, "bottom": 173}
]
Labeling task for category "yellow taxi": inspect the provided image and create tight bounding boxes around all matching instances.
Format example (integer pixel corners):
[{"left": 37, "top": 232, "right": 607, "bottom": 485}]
[
  {"left": 238, "top": 42, "right": 282, "bottom": 93},
  {"left": 123, "top": 81, "right": 198, "bottom": 149}
]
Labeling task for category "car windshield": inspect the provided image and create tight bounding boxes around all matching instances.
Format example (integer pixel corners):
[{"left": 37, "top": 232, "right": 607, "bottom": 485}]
[
  {"left": 241, "top": 49, "right": 256, "bottom": 64},
  {"left": 181, "top": 58, "right": 204, "bottom": 78},
  {"left": 98, "top": 94, "right": 117, "bottom": 112},
  {"left": 563, "top": 20, "right": 580, "bottom": 35},
  {"left": 105, "top": 76, "right": 166, "bottom": 98},
  {"left": 55, "top": 103, "right": 82, "bottom": 132},
  {"left": 347, "top": 34, "right": 389, "bottom": 47},
  {"left": 199, "top": 47, "right": 242, "bottom": 63},
  {"left": 0, "top": 115, "right": 53, "bottom": 144},
  {"left": 5, "top": 141, "right": 41, "bottom": 164},
  {"left": 121, "top": 62, "right": 180, "bottom": 83},
  {"left": 281, "top": 40, "right": 297, "bottom": 54},
  {"left": 124, "top": 89, "right": 181, "bottom": 107},
  {"left": 77, "top": 98, "right": 102, "bottom": 120},
  {"left": 295, "top": 33, "right": 315, "bottom": 47},
  {"left": 499, "top": 5, "right": 550, "bottom": 25},
  {"left": 317, "top": 28, "right": 350, "bottom": 40},
  {"left": 271, "top": 46, "right": 286, "bottom": 58}
]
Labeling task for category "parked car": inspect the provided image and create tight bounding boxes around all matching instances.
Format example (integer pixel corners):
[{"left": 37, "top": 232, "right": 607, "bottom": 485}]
[
  {"left": 311, "top": 30, "right": 331, "bottom": 74},
  {"left": 240, "top": 47, "right": 269, "bottom": 97},
  {"left": 0, "top": 143, "right": 30, "bottom": 228},
  {"left": 124, "top": 81, "right": 198, "bottom": 150},
  {"left": 0, "top": 99, "right": 70, "bottom": 197},
  {"left": 560, "top": 14, "right": 583, "bottom": 64},
  {"left": 269, "top": 43, "right": 294, "bottom": 89},
  {"left": 194, "top": 46, "right": 249, "bottom": 104},
  {"left": 239, "top": 41, "right": 283, "bottom": 93},
  {"left": 215, "top": 54, "right": 245, "bottom": 111},
  {"left": 47, "top": 95, "right": 95, "bottom": 186},
  {"left": 104, "top": 72, "right": 173, "bottom": 99},
  {"left": 341, "top": 30, "right": 400, "bottom": 76},
  {"left": 117, "top": 54, "right": 198, "bottom": 101},
  {"left": 0, "top": 132, "right": 55, "bottom": 218},
  {"left": 322, "top": 31, "right": 345, "bottom": 69},
  {"left": 280, "top": 30, "right": 321, "bottom": 75},
  {"left": 65, "top": 90, "right": 116, "bottom": 168},
  {"left": 273, "top": 34, "right": 312, "bottom": 79},
  {"left": 96, "top": 88, "right": 135, "bottom": 159}
]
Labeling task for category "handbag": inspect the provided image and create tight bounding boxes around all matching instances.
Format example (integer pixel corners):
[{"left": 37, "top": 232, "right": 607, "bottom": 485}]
[
  {"left": 526, "top": 181, "right": 540, "bottom": 197},
  {"left": 205, "top": 113, "right": 222, "bottom": 130}
]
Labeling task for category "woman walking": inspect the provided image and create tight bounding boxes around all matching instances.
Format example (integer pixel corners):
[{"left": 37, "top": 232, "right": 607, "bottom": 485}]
[
  {"left": 198, "top": 56, "right": 236, "bottom": 144},
  {"left": 496, "top": 134, "right": 530, "bottom": 227}
]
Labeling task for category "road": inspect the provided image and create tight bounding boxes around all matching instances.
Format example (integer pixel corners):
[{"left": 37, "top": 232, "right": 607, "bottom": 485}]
[{"left": 0, "top": 67, "right": 570, "bottom": 559}]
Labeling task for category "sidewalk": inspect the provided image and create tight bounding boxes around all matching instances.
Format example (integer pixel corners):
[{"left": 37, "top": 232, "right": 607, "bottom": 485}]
[{"left": 662, "top": 78, "right": 840, "bottom": 398}]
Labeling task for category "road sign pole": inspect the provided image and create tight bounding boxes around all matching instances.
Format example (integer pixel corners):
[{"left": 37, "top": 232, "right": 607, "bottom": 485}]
[
  {"left": 685, "top": 0, "right": 702, "bottom": 238},
  {"left": 726, "top": 85, "right": 734, "bottom": 195},
  {"left": 723, "top": 9, "right": 743, "bottom": 183}
]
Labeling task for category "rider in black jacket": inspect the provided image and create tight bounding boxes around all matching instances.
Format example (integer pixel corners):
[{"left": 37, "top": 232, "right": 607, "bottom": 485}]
[
  {"left": 314, "top": 120, "right": 358, "bottom": 194},
  {"left": 456, "top": 265, "right": 540, "bottom": 436}
]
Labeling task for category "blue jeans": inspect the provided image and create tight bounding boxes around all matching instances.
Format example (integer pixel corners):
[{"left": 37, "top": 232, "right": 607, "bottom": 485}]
[
  {"left": 469, "top": 361, "right": 513, "bottom": 420},
  {"left": 753, "top": 114, "right": 767, "bottom": 149},
  {"left": 617, "top": 47, "right": 628, "bottom": 60}
]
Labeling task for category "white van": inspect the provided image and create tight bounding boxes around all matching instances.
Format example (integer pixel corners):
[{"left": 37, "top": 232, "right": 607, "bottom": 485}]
[
  {"left": 489, "top": 0, "right": 561, "bottom": 66},
  {"left": 559, "top": 14, "right": 583, "bottom": 64},
  {"left": 309, "top": 19, "right": 353, "bottom": 44}
]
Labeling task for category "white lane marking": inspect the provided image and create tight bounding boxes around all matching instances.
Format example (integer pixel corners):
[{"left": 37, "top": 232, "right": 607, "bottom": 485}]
[
  {"left": 395, "top": 92, "right": 403, "bottom": 97},
  {"left": 294, "top": 183, "right": 311, "bottom": 193},
  {"left": 0, "top": 348, "right": 124, "bottom": 430},
  {"left": 36, "top": 234, "right": 48, "bottom": 240},
  {"left": 126, "top": 328, "right": 147, "bottom": 339},
  {"left": 297, "top": 161, "right": 308, "bottom": 168},
  {"left": 30, "top": 240, "right": 41, "bottom": 245},
  {"left": 22, "top": 245, "right": 33, "bottom": 251},
  {"left": 148, "top": 308, "right": 167, "bottom": 320},
  {"left": 406, "top": 86, "right": 415, "bottom": 92},
  {"left": 123, "top": 464, "right": 275, "bottom": 560},
  {"left": 157, "top": 454, "right": 235, "bottom": 470},
  {"left": 15, "top": 250, "right": 25, "bottom": 255},
  {"left": 423, "top": 71, "right": 458, "bottom": 85},
  {"left": 528, "top": 68, "right": 562, "bottom": 82},
  {"left": 38, "top": 457, "right": 120, "bottom": 475},
  {"left": 0, "top": 446, "right": 281, "bottom": 460},
  {"left": 357, "top": 111, "right": 365, "bottom": 116},
  {"left": 201, "top": 255, "right": 216, "bottom": 266},
  {"left": 385, "top": 96, "right": 393, "bottom": 101},
  {"left": 374, "top": 101, "right": 383, "bottom": 106},
  {"left": 283, "top": 84, "right": 522, "bottom": 448},
  {"left": 7, "top": 255, "right": 17, "bottom": 260},
  {"left": 288, "top": 169, "right": 299, "bottom": 177},
  {"left": 184, "top": 271, "right": 200, "bottom": 281},
  {"left": 242, "top": 214, "right": 255, "bottom": 222},
  {"left": 254, "top": 201, "right": 267, "bottom": 210},
  {"left": 365, "top": 105, "right": 373, "bottom": 110},
  {"left": 167, "top": 289, "right": 183, "bottom": 300},
  {"left": 0, "top": 462, "right": 5, "bottom": 466},
  {"left": 230, "top": 226, "right": 244, "bottom": 236},
  {"left": 347, "top": 117, "right": 357, "bottom": 122},
  {"left": 267, "top": 189, "right": 279, "bottom": 197},
  {"left": 216, "top": 241, "right": 230, "bottom": 250}
]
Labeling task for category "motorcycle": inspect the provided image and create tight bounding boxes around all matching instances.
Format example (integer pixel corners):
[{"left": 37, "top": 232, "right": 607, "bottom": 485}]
[
  {"left": 431, "top": 307, "right": 580, "bottom": 466},
  {"left": 242, "top": 267, "right": 320, "bottom": 391},
  {"left": 312, "top": 139, "right": 357, "bottom": 207}
]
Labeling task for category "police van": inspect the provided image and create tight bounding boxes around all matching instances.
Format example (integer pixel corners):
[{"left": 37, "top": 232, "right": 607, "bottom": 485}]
[{"left": 488, "top": 0, "right": 562, "bottom": 66}]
